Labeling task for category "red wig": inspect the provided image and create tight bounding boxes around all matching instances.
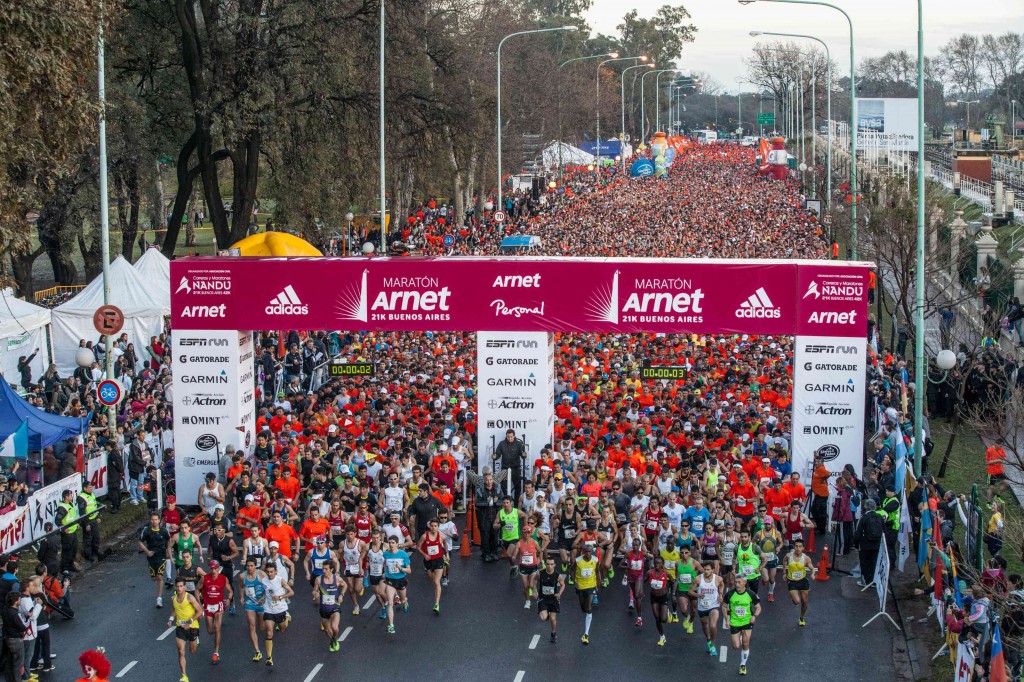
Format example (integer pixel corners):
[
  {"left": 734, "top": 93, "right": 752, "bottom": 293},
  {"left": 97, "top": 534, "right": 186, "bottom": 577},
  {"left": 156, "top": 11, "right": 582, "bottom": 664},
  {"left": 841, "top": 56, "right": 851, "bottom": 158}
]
[{"left": 79, "top": 649, "right": 112, "bottom": 679}]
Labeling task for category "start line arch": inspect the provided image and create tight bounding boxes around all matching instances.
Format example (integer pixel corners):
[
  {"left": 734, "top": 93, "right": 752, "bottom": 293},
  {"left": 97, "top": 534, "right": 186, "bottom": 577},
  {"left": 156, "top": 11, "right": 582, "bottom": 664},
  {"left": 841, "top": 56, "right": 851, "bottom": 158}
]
[{"left": 169, "top": 256, "right": 873, "bottom": 496}]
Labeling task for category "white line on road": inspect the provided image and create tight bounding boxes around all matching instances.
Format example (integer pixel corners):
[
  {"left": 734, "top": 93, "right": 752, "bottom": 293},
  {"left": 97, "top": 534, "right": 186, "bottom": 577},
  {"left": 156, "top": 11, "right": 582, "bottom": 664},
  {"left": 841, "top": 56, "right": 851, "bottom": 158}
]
[
  {"left": 340, "top": 626, "right": 353, "bottom": 641},
  {"left": 303, "top": 663, "right": 324, "bottom": 682},
  {"left": 513, "top": 672, "right": 525, "bottom": 682},
  {"left": 157, "top": 626, "right": 175, "bottom": 641},
  {"left": 719, "top": 645, "right": 728, "bottom": 663},
  {"left": 364, "top": 595, "right": 377, "bottom": 610},
  {"left": 115, "top": 661, "right": 137, "bottom": 678},
  {"left": 529, "top": 634, "right": 540, "bottom": 649}
]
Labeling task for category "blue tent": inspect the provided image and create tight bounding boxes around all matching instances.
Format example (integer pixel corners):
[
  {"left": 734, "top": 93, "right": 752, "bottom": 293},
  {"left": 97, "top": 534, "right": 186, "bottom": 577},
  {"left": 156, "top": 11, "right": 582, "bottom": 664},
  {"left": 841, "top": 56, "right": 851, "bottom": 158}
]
[
  {"left": 498, "top": 236, "right": 541, "bottom": 251},
  {"left": 578, "top": 139, "right": 625, "bottom": 158},
  {"left": 0, "top": 380, "right": 90, "bottom": 450}
]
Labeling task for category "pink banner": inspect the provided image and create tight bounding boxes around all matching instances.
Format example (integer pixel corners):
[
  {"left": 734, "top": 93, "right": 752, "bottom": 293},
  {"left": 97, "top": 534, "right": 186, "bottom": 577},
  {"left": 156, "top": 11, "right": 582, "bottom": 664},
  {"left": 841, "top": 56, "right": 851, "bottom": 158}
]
[
  {"left": 795, "top": 264, "right": 871, "bottom": 337},
  {"left": 171, "top": 257, "right": 870, "bottom": 338}
]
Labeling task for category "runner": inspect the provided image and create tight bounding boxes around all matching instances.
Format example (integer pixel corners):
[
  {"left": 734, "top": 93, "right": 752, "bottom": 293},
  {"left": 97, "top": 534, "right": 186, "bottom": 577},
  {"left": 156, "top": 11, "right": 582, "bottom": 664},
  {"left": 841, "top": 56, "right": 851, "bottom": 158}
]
[
  {"left": 303, "top": 535, "right": 339, "bottom": 592},
  {"left": 537, "top": 556, "right": 565, "bottom": 643},
  {"left": 436, "top": 510, "right": 457, "bottom": 587},
  {"left": 314, "top": 561, "right": 345, "bottom": 652},
  {"left": 495, "top": 496, "right": 526, "bottom": 580},
  {"left": 167, "top": 578, "right": 201, "bottom": 682},
  {"left": 206, "top": 525, "right": 239, "bottom": 614},
  {"left": 366, "top": 529, "right": 388, "bottom": 620},
  {"left": 784, "top": 538, "right": 816, "bottom": 626},
  {"left": 724, "top": 575, "right": 762, "bottom": 676},
  {"left": 383, "top": 535, "right": 412, "bottom": 634},
  {"left": 199, "top": 559, "right": 232, "bottom": 665},
  {"left": 242, "top": 524, "right": 269, "bottom": 570},
  {"left": 647, "top": 555, "right": 671, "bottom": 647},
  {"left": 417, "top": 517, "right": 447, "bottom": 613},
  {"left": 236, "top": 558, "right": 267, "bottom": 662},
  {"left": 175, "top": 551, "right": 201, "bottom": 601},
  {"left": 782, "top": 500, "right": 813, "bottom": 552},
  {"left": 265, "top": 541, "right": 296, "bottom": 586},
  {"left": 735, "top": 530, "right": 764, "bottom": 596},
  {"left": 596, "top": 506, "right": 618, "bottom": 588},
  {"left": 168, "top": 519, "right": 202, "bottom": 587},
  {"left": 340, "top": 525, "right": 368, "bottom": 614},
  {"left": 574, "top": 543, "right": 599, "bottom": 644},
  {"left": 690, "top": 561, "right": 724, "bottom": 656},
  {"left": 139, "top": 512, "right": 170, "bottom": 608},
  {"left": 260, "top": 562, "right": 294, "bottom": 667},
  {"left": 754, "top": 521, "right": 782, "bottom": 602},
  {"left": 622, "top": 538, "right": 647, "bottom": 623},
  {"left": 659, "top": 532, "right": 680, "bottom": 621},
  {"left": 554, "top": 497, "right": 580, "bottom": 572},
  {"left": 717, "top": 520, "right": 739, "bottom": 589},
  {"left": 516, "top": 522, "right": 542, "bottom": 609},
  {"left": 675, "top": 546, "right": 702, "bottom": 634}
]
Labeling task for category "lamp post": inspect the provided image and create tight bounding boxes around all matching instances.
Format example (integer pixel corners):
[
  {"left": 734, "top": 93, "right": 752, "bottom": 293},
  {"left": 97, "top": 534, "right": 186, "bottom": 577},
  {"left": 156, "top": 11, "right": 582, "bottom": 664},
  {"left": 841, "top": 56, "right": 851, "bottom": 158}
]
[
  {"left": 913, "top": 0, "right": 925, "bottom": 476},
  {"left": 497, "top": 26, "right": 578, "bottom": 211},
  {"left": 751, "top": 31, "right": 832, "bottom": 207},
  {"left": 736, "top": 77, "right": 746, "bottom": 136},
  {"left": 558, "top": 52, "right": 619, "bottom": 181},
  {"left": 621, "top": 63, "right": 655, "bottom": 170},
  {"left": 641, "top": 69, "right": 681, "bottom": 143},
  {"left": 740, "top": 0, "right": 857, "bottom": 258},
  {"left": 596, "top": 56, "right": 646, "bottom": 169},
  {"left": 655, "top": 69, "right": 686, "bottom": 134},
  {"left": 97, "top": 1, "right": 115, "bottom": 438},
  {"left": 956, "top": 99, "right": 980, "bottom": 131}
]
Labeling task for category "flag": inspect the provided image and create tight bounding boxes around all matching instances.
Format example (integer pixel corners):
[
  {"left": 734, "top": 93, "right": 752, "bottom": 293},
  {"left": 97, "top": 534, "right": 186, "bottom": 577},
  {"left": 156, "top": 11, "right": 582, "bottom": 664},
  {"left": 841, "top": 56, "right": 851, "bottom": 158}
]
[
  {"left": 897, "top": 492, "right": 912, "bottom": 572},
  {"left": 950, "top": 553, "right": 963, "bottom": 609},
  {"left": 75, "top": 434, "right": 85, "bottom": 474},
  {"left": 0, "top": 419, "right": 27, "bottom": 460},
  {"left": 917, "top": 507, "right": 933, "bottom": 582},
  {"left": 991, "top": 622, "right": 1008, "bottom": 682}
]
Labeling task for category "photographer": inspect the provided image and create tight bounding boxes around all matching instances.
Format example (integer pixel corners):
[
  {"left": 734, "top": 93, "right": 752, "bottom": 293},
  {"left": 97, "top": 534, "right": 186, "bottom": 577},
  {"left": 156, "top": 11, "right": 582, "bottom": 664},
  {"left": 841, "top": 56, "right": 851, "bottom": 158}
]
[{"left": 493, "top": 429, "right": 527, "bottom": 501}]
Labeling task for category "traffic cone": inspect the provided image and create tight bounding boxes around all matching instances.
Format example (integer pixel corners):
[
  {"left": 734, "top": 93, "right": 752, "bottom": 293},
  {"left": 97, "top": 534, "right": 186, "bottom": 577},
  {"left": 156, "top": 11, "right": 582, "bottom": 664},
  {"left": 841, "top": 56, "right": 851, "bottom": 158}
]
[
  {"left": 815, "top": 544, "right": 831, "bottom": 581},
  {"left": 460, "top": 521, "right": 472, "bottom": 558},
  {"left": 469, "top": 501, "right": 481, "bottom": 546},
  {"left": 805, "top": 528, "right": 816, "bottom": 554}
]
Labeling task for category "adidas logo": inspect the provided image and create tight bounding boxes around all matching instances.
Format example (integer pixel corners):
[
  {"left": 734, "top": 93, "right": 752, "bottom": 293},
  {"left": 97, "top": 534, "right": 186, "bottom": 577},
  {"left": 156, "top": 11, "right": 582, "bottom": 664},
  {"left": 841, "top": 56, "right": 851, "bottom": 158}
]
[
  {"left": 265, "top": 285, "right": 309, "bottom": 315},
  {"left": 735, "top": 287, "right": 781, "bottom": 319}
]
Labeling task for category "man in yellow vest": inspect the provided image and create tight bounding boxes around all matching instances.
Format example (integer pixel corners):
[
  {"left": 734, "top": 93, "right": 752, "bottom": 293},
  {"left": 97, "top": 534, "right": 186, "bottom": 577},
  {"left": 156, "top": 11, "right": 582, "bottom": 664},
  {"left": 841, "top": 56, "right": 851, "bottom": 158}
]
[
  {"left": 77, "top": 479, "right": 102, "bottom": 562},
  {"left": 55, "top": 489, "right": 80, "bottom": 573}
]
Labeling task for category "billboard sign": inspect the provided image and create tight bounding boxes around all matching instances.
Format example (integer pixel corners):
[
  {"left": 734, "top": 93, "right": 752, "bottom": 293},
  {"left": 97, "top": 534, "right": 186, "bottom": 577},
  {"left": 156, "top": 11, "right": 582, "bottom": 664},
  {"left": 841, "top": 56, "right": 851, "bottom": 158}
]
[{"left": 856, "top": 98, "right": 919, "bottom": 151}]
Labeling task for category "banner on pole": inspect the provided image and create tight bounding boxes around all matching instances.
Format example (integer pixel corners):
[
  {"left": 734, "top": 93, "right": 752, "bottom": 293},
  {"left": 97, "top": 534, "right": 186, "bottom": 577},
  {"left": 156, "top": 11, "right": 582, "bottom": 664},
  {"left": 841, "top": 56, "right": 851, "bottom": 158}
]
[{"left": 875, "top": 540, "right": 890, "bottom": 613}]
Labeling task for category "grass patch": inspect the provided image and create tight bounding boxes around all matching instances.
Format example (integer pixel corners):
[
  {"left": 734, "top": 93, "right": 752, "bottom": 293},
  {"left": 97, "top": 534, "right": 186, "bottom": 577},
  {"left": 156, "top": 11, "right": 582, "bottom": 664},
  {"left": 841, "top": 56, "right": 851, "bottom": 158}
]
[{"left": 14, "top": 502, "right": 148, "bottom": 572}]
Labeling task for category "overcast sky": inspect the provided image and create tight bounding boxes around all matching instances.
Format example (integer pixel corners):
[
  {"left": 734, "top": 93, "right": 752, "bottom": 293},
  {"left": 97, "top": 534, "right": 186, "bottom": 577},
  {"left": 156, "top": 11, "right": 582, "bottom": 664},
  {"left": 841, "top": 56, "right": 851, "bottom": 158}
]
[{"left": 585, "top": 0, "right": 1012, "bottom": 90}]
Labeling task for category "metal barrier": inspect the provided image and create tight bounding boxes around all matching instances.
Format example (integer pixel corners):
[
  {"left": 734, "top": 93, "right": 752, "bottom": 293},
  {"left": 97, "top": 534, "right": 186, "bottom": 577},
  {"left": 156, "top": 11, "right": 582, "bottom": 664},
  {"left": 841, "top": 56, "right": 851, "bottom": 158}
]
[{"left": 33, "top": 285, "right": 84, "bottom": 304}]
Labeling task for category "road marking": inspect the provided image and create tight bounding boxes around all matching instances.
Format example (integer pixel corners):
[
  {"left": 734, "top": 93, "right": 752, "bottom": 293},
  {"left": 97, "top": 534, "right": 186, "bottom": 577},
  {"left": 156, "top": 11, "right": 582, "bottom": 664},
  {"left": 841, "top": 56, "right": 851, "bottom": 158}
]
[
  {"left": 720, "top": 645, "right": 728, "bottom": 663},
  {"left": 513, "top": 672, "right": 525, "bottom": 682},
  {"left": 529, "top": 634, "right": 540, "bottom": 649},
  {"left": 157, "top": 626, "right": 175, "bottom": 641},
  {"left": 364, "top": 595, "right": 378, "bottom": 610},
  {"left": 303, "top": 663, "right": 323, "bottom": 682},
  {"left": 115, "top": 661, "right": 137, "bottom": 678},
  {"left": 340, "top": 626, "right": 353, "bottom": 641}
]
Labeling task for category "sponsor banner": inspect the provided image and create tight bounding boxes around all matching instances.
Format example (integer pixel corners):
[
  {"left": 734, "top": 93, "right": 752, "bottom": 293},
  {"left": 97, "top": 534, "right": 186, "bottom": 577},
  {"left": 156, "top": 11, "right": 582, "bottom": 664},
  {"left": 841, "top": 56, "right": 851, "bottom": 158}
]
[
  {"left": 237, "top": 331, "right": 256, "bottom": 457},
  {"left": 791, "top": 335, "right": 867, "bottom": 480},
  {"left": 955, "top": 642, "right": 974, "bottom": 682},
  {"left": 30, "top": 474, "right": 82, "bottom": 540},
  {"left": 0, "top": 505, "right": 31, "bottom": 555},
  {"left": 796, "top": 264, "right": 870, "bottom": 338},
  {"left": 171, "top": 258, "right": 870, "bottom": 338},
  {"left": 173, "top": 330, "right": 248, "bottom": 497},
  {"left": 856, "top": 98, "right": 919, "bottom": 152},
  {"left": 477, "top": 331, "right": 554, "bottom": 475},
  {"left": 86, "top": 454, "right": 109, "bottom": 497}
]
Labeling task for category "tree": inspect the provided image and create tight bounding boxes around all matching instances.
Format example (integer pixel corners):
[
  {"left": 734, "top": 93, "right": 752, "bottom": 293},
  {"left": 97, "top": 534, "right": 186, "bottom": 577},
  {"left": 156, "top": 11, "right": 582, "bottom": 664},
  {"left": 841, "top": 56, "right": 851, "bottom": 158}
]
[{"left": 937, "top": 34, "right": 983, "bottom": 100}]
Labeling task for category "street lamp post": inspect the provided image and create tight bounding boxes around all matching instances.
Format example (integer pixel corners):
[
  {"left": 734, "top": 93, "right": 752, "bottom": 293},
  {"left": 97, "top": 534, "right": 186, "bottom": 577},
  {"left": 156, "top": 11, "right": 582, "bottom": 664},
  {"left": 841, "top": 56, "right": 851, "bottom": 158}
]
[
  {"left": 740, "top": 0, "right": 857, "bottom": 258},
  {"left": 641, "top": 69, "right": 683, "bottom": 142},
  {"left": 621, "top": 63, "right": 655, "bottom": 170},
  {"left": 736, "top": 77, "right": 746, "bottom": 136},
  {"left": 655, "top": 69, "right": 686, "bottom": 134},
  {"left": 751, "top": 30, "right": 832, "bottom": 207},
  {"left": 913, "top": 0, "right": 925, "bottom": 476},
  {"left": 956, "top": 99, "right": 980, "bottom": 132},
  {"left": 559, "top": 52, "right": 619, "bottom": 181},
  {"left": 497, "top": 26, "right": 578, "bottom": 211},
  {"left": 596, "top": 56, "right": 645, "bottom": 170},
  {"left": 97, "top": 1, "right": 115, "bottom": 438}
]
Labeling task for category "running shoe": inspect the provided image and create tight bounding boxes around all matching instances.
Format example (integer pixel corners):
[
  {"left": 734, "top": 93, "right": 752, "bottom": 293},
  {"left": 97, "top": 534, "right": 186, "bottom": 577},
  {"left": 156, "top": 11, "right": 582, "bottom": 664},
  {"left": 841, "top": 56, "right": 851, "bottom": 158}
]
[
  {"left": 635, "top": 616, "right": 643, "bottom": 627},
  {"left": 387, "top": 624, "right": 395, "bottom": 634},
  {"left": 353, "top": 607, "right": 360, "bottom": 615},
  {"left": 628, "top": 596, "right": 635, "bottom": 610},
  {"left": 740, "top": 665, "right": 747, "bottom": 675},
  {"left": 40, "top": 667, "right": 55, "bottom": 673},
  {"left": 768, "top": 593, "right": 775, "bottom": 603},
  {"left": 285, "top": 613, "right": 292, "bottom": 627},
  {"left": 266, "top": 658, "right": 273, "bottom": 668},
  {"left": 442, "top": 577, "right": 449, "bottom": 587},
  {"left": 402, "top": 602, "right": 409, "bottom": 613},
  {"left": 608, "top": 567, "right": 615, "bottom": 578},
  {"left": 179, "top": 676, "right": 189, "bottom": 682},
  {"left": 561, "top": 563, "right": 567, "bottom": 572},
  {"left": 30, "top": 661, "right": 42, "bottom": 671},
  {"left": 669, "top": 613, "right": 677, "bottom": 624},
  {"left": 524, "top": 599, "right": 531, "bottom": 609},
  {"left": 363, "top": 575, "right": 369, "bottom": 588},
  {"left": 550, "top": 632, "right": 557, "bottom": 643},
  {"left": 601, "top": 578, "right": 609, "bottom": 588},
  {"left": 798, "top": 617, "right": 806, "bottom": 626},
  {"left": 358, "top": 584, "right": 365, "bottom": 596},
  {"left": 510, "top": 567, "right": 519, "bottom": 580},
  {"left": 212, "top": 652, "right": 220, "bottom": 665},
  {"left": 568, "top": 575, "right": 574, "bottom": 585},
  {"left": 228, "top": 604, "right": 235, "bottom": 615},
  {"left": 622, "top": 575, "right": 628, "bottom": 586},
  {"left": 658, "top": 635, "right": 666, "bottom": 647},
  {"left": 434, "top": 604, "right": 441, "bottom": 614},
  {"left": 592, "top": 593, "right": 599, "bottom": 605},
  {"left": 707, "top": 642, "right": 717, "bottom": 656},
  {"left": 528, "top": 587, "right": 533, "bottom": 598},
  {"left": 379, "top": 608, "right": 387, "bottom": 619},
  {"left": 252, "top": 652, "right": 262, "bottom": 663},
  {"left": 321, "top": 622, "right": 325, "bottom": 631},
  {"left": 156, "top": 597, "right": 163, "bottom": 608},
  {"left": 581, "top": 634, "right": 589, "bottom": 645},
  {"left": 684, "top": 619, "right": 694, "bottom": 635}
]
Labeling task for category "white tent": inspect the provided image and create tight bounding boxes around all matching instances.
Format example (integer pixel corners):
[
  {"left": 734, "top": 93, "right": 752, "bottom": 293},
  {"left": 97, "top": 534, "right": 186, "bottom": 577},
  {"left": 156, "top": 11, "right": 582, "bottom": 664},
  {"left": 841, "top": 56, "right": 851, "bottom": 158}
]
[
  {"left": 0, "top": 289, "right": 52, "bottom": 386},
  {"left": 541, "top": 141, "right": 595, "bottom": 169},
  {"left": 134, "top": 247, "right": 171, "bottom": 315},
  {"left": 51, "top": 256, "right": 165, "bottom": 374}
]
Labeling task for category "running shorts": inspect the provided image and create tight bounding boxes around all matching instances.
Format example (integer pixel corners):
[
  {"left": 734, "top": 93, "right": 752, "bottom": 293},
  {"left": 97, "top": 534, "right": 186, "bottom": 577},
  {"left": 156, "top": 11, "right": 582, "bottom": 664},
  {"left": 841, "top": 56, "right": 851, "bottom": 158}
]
[
  {"left": 730, "top": 622, "right": 753, "bottom": 635},
  {"left": 319, "top": 608, "right": 340, "bottom": 620},
  {"left": 175, "top": 626, "right": 199, "bottom": 641},
  {"left": 368, "top": 575, "right": 384, "bottom": 586},
  {"left": 697, "top": 607, "right": 719, "bottom": 619},
  {"left": 788, "top": 578, "right": 811, "bottom": 592},
  {"left": 538, "top": 598, "right": 560, "bottom": 614},
  {"left": 148, "top": 556, "right": 166, "bottom": 578},
  {"left": 385, "top": 577, "right": 408, "bottom": 591},
  {"left": 519, "top": 565, "right": 539, "bottom": 576},
  {"left": 424, "top": 558, "right": 444, "bottom": 571},
  {"left": 264, "top": 611, "right": 288, "bottom": 624}
]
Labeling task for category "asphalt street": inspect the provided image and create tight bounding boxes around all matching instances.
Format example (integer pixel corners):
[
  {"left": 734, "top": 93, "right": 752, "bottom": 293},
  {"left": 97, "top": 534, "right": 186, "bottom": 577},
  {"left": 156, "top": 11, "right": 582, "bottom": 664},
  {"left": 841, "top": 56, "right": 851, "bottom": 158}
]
[{"left": 45, "top": 533, "right": 898, "bottom": 682}]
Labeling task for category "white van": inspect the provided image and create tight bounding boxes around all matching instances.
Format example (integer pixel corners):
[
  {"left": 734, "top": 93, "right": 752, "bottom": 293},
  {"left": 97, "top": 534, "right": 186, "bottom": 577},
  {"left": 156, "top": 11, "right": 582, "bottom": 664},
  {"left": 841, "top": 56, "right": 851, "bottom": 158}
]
[{"left": 694, "top": 130, "right": 718, "bottom": 144}]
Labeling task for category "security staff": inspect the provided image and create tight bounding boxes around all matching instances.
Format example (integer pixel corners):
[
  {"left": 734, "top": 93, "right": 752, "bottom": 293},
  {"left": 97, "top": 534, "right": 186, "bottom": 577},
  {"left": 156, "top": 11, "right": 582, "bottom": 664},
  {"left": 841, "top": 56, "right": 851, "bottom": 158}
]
[
  {"left": 852, "top": 499, "right": 885, "bottom": 585},
  {"left": 55, "top": 489, "right": 80, "bottom": 573},
  {"left": 467, "top": 467, "right": 507, "bottom": 562},
  {"left": 77, "top": 479, "right": 102, "bottom": 562},
  {"left": 879, "top": 484, "right": 901, "bottom": 567}
]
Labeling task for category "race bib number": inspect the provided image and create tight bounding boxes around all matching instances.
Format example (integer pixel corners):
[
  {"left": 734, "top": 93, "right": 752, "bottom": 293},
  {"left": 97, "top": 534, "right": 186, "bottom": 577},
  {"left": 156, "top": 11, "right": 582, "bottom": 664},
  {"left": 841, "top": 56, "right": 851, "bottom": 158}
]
[
  {"left": 313, "top": 558, "right": 325, "bottom": 569},
  {"left": 680, "top": 573, "right": 693, "bottom": 584},
  {"left": 321, "top": 594, "right": 336, "bottom": 606},
  {"left": 735, "top": 497, "right": 746, "bottom": 507},
  {"left": 646, "top": 520, "right": 658, "bottom": 531},
  {"left": 542, "top": 585, "right": 555, "bottom": 595},
  {"left": 664, "top": 560, "right": 676, "bottom": 571},
  {"left": 563, "top": 529, "right": 575, "bottom": 539},
  {"left": 184, "top": 581, "right": 196, "bottom": 592},
  {"left": 588, "top": 497, "right": 599, "bottom": 507},
  {"left": 245, "top": 587, "right": 256, "bottom": 599},
  {"left": 521, "top": 554, "right": 535, "bottom": 566},
  {"left": 580, "top": 568, "right": 594, "bottom": 579},
  {"left": 386, "top": 559, "right": 402, "bottom": 574},
  {"left": 791, "top": 569, "right": 806, "bottom": 581},
  {"left": 630, "top": 559, "right": 644, "bottom": 571},
  {"left": 504, "top": 523, "right": 515, "bottom": 532},
  {"left": 651, "top": 579, "right": 664, "bottom": 590},
  {"left": 764, "top": 552, "right": 776, "bottom": 562},
  {"left": 205, "top": 603, "right": 223, "bottom": 615},
  {"left": 177, "top": 618, "right": 194, "bottom": 627},
  {"left": 741, "top": 564, "right": 756, "bottom": 576},
  {"left": 427, "top": 545, "right": 440, "bottom": 557},
  {"left": 734, "top": 606, "right": 748, "bottom": 618},
  {"left": 692, "top": 519, "right": 704, "bottom": 532}
]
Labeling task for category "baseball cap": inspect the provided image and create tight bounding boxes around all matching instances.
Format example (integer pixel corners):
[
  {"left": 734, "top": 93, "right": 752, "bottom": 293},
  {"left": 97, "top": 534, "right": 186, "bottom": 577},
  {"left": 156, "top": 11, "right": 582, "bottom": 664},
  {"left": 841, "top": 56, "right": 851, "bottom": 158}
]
[
  {"left": 245, "top": 494, "right": 255, "bottom": 501},
  {"left": 208, "top": 559, "right": 221, "bottom": 569},
  {"left": 167, "top": 495, "right": 176, "bottom": 504},
  {"left": 269, "top": 541, "right": 280, "bottom": 548},
  {"left": 316, "top": 535, "right": 327, "bottom": 544},
  {"left": 214, "top": 503, "right": 225, "bottom": 510}
]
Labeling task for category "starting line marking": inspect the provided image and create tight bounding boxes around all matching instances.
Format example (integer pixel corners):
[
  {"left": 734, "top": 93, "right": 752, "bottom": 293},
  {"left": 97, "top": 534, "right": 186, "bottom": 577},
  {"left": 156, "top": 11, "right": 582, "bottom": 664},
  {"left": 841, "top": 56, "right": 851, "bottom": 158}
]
[
  {"left": 115, "top": 661, "right": 137, "bottom": 678},
  {"left": 340, "top": 626, "right": 353, "bottom": 641},
  {"left": 720, "top": 645, "right": 728, "bottom": 663},
  {"left": 513, "top": 672, "right": 526, "bottom": 682},
  {"left": 529, "top": 634, "right": 540, "bottom": 649},
  {"left": 304, "top": 663, "right": 324, "bottom": 682},
  {"left": 157, "top": 626, "right": 175, "bottom": 641}
]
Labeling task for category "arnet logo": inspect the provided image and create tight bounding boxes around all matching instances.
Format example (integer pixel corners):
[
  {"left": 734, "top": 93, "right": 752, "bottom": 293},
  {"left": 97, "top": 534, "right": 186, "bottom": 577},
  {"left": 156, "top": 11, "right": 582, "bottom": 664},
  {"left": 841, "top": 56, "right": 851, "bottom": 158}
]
[
  {"left": 807, "top": 310, "right": 858, "bottom": 324},
  {"left": 735, "top": 287, "right": 781, "bottom": 319},
  {"left": 266, "top": 285, "right": 308, "bottom": 315}
]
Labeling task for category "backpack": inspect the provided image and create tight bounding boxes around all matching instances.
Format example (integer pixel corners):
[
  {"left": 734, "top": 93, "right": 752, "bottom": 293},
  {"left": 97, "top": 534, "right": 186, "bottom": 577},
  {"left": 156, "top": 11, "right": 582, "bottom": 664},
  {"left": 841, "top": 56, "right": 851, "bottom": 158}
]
[{"left": 863, "top": 515, "right": 884, "bottom": 542}]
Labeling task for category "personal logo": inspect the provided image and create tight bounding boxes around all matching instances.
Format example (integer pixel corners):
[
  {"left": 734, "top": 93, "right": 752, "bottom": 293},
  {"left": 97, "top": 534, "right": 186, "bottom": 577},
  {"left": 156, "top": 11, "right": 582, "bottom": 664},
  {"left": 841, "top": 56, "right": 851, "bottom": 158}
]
[
  {"left": 814, "top": 444, "right": 841, "bottom": 462},
  {"left": 266, "top": 285, "right": 308, "bottom": 315},
  {"left": 735, "top": 287, "right": 781, "bottom": 319},
  {"left": 195, "top": 434, "right": 218, "bottom": 451}
]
